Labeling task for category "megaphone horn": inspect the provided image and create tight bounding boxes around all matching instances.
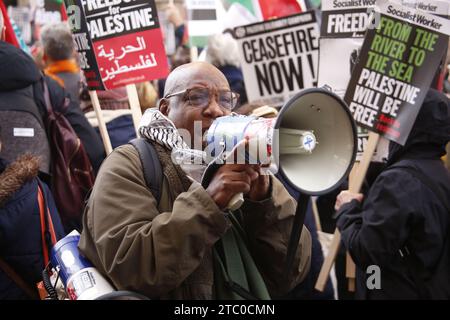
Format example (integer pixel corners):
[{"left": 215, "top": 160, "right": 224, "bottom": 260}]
[
  {"left": 274, "top": 87, "right": 357, "bottom": 195},
  {"left": 202, "top": 87, "right": 357, "bottom": 280},
  {"left": 203, "top": 87, "right": 357, "bottom": 197}
]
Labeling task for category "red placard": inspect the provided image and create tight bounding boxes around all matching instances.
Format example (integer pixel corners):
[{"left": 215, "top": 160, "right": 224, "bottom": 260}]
[
  {"left": 94, "top": 29, "right": 168, "bottom": 89},
  {"left": 66, "top": 0, "right": 169, "bottom": 90}
]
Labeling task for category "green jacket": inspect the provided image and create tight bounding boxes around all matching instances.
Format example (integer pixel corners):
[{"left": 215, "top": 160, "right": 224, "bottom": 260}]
[{"left": 79, "top": 144, "right": 311, "bottom": 299}]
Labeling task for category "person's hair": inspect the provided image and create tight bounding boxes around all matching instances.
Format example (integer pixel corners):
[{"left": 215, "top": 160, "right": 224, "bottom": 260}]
[
  {"left": 41, "top": 22, "right": 75, "bottom": 61},
  {"left": 205, "top": 33, "right": 241, "bottom": 68}
]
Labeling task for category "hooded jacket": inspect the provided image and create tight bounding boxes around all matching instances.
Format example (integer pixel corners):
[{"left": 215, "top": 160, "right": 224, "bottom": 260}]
[
  {"left": 0, "top": 155, "right": 65, "bottom": 300},
  {"left": 336, "top": 89, "right": 450, "bottom": 299},
  {"left": 0, "top": 41, "right": 105, "bottom": 174}
]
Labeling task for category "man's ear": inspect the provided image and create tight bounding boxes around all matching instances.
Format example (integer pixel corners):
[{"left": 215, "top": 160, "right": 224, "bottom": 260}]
[{"left": 159, "top": 98, "right": 170, "bottom": 116}]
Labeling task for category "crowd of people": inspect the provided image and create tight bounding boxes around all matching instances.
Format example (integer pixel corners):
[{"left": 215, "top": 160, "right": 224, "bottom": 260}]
[{"left": 0, "top": 1, "right": 449, "bottom": 301}]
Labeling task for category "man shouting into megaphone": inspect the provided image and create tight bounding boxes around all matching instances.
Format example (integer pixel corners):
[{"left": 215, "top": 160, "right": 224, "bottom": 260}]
[{"left": 79, "top": 62, "right": 311, "bottom": 300}]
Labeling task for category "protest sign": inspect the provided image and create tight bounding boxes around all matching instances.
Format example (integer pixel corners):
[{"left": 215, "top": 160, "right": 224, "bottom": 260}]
[
  {"left": 317, "top": 1, "right": 450, "bottom": 291},
  {"left": 234, "top": 11, "right": 319, "bottom": 106},
  {"left": 318, "top": 37, "right": 366, "bottom": 97},
  {"left": 320, "top": 0, "right": 376, "bottom": 38},
  {"left": 4, "top": 0, "right": 63, "bottom": 43},
  {"left": 65, "top": 0, "right": 169, "bottom": 90},
  {"left": 357, "top": 126, "right": 389, "bottom": 161},
  {"left": 35, "top": 0, "right": 63, "bottom": 26},
  {"left": 4, "top": 1, "right": 32, "bottom": 44},
  {"left": 399, "top": 0, "right": 449, "bottom": 18},
  {"left": 186, "top": 0, "right": 220, "bottom": 48},
  {"left": 318, "top": 0, "right": 376, "bottom": 97},
  {"left": 344, "top": 0, "right": 450, "bottom": 145},
  {"left": 317, "top": 1, "right": 389, "bottom": 162},
  {"left": 65, "top": 0, "right": 104, "bottom": 89}
]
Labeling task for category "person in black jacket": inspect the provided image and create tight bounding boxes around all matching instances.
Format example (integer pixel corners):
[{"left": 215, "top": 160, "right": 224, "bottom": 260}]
[
  {"left": 0, "top": 14, "right": 105, "bottom": 174},
  {"left": 335, "top": 89, "right": 450, "bottom": 299},
  {"left": 0, "top": 135, "right": 65, "bottom": 299}
]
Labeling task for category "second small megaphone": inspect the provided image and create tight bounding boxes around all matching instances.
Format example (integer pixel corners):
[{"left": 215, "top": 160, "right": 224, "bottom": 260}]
[{"left": 204, "top": 87, "right": 357, "bottom": 209}]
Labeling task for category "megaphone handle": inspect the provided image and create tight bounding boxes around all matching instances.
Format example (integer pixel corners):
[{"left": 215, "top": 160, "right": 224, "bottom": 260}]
[
  {"left": 226, "top": 193, "right": 245, "bottom": 211},
  {"left": 284, "top": 193, "right": 309, "bottom": 280}
]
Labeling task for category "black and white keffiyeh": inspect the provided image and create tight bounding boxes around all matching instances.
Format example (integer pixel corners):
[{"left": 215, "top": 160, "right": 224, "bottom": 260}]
[{"left": 138, "top": 108, "right": 206, "bottom": 165}]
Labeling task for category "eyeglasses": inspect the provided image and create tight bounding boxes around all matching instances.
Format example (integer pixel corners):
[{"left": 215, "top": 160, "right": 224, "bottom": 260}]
[{"left": 164, "top": 87, "right": 240, "bottom": 111}]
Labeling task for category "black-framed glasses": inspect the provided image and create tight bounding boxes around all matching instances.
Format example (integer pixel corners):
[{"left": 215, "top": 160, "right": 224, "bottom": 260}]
[{"left": 164, "top": 87, "right": 240, "bottom": 111}]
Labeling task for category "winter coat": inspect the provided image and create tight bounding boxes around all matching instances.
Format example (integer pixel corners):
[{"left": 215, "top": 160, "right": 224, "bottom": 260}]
[
  {"left": 79, "top": 143, "right": 312, "bottom": 299},
  {"left": 0, "top": 155, "right": 65, "bottom": 300},
  {"left": 0, "top": 41, "right": 105, "bottom": 174},
  {"left": 336, "top": 89, "right": 450, "bottom": 299}
]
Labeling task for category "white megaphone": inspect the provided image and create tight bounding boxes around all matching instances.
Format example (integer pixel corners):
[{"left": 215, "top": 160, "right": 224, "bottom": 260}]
[
  {"left": 203, "top": 87, "right": 357, "bottom": 210},
  {"left": 43, "top": 231, "right": 149, "bottom": 300},
  {"left": 202, "top": 87, "right": 357, "bottom": 276}
]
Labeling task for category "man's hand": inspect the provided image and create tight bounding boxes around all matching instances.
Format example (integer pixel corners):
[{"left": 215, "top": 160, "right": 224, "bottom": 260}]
[
  {"left": 335, "top": 191, "right": 364, "bottom": 211},
  {"left": 206, "top": 164, "right": 260, "bottom": 209},
  {"left": 246, "top": 166, "right": 270, "bottom": 201}
]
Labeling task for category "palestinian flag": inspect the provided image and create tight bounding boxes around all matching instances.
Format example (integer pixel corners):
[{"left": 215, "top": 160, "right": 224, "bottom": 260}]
[
  {"left": 186, "top": 0, "right": 221, "bottom": 48},
  {"left": 225, "top": 0, "right": 303, "bottom": 20}
]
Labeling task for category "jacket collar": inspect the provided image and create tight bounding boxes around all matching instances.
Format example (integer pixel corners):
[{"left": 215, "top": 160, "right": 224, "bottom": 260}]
[{"left": 0, "top": 155, "right": 40, "bottom": 206}]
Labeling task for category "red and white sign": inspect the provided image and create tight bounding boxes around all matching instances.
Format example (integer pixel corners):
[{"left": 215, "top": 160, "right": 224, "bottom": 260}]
[
  {"left": 94, "top": 29, "right": 168, "bottom": 89},
  {"left": 68, "top": 0, "right": 169, "bottom": 90}
]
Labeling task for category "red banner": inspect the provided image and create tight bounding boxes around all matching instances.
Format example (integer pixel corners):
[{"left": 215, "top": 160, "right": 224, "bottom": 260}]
[{"left": 0, "top": 0, "right": 19, "bottom": 47}]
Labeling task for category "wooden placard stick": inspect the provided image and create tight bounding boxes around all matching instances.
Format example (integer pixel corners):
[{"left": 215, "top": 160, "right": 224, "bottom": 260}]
[
  {"left": 315, "top": 132, "right": 380, "bottom": 292},
  {"left": 190, "top": 46, "right": 198, "bottom": 62},
  {"left": 315, "top": 228, "right": 341, "bottom": 292},
  {"left": 126, "top": 84, "right": 143, "bottom": 137},
  {"left": 89, "top": 90, "right": 113, "bottom": 155},
  {"left": 311, "top": 197, "right": 322, "bottom": 233},
  {"left": 347, "top": 252, "right": 356, "bottom": 292}
]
